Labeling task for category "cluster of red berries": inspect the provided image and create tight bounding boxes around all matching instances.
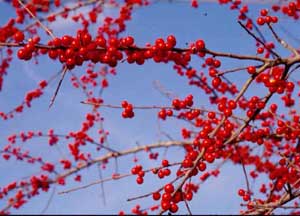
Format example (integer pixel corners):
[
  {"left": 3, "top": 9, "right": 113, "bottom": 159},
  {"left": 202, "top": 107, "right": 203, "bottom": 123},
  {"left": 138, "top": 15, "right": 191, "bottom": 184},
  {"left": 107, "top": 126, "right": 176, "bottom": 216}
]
[
  {"left": 158, "top": 109, "right": 173, "bottom": 120},
  {"left": 17, "top": 36, "right": 40, "bottom": 60},
  {"left": 172, "top": 94, "right": 194, "bottom": 110},
  {"left": 279, "top": 1, "right": 300, "bottom": 18},
  {"left": 256, "top": 9, "right": 278, "bottom": 25},
  {"left": 151, "top": 160, "right": 171, "bottom": 179},
  {"left": 215, "top": 98, "right": 237, "bottom": 118},
  {"left": 256, "top": 66, "right": 294, "bottom": 95},
  {"left": 15, "top": 33, "right": 208, "bottom": 71},
  {"left": 238, "top": 189, "right": 251, "bottom": 202},
  {"left": 131, "top": 164, "right": 145, "bottom": 185},
  {"left": 121, "top": 100, "right": 134, "bottom": 118},
  {"left": 151, "top": 184, "right": 179, "bottom": 213}
]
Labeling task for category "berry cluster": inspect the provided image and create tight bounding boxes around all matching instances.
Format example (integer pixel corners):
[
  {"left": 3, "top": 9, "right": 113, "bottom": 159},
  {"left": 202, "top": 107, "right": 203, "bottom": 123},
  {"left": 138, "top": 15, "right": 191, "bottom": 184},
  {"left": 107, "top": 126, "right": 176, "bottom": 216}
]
[{"left": 121, "top": 100, "right": 134, "bottom": 118}]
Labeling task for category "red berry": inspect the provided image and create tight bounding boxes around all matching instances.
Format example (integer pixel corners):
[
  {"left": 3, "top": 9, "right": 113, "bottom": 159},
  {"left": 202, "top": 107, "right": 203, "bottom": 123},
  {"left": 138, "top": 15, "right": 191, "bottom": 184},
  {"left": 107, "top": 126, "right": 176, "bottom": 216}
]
[
  {"left": 198, "top": 161, "right": 207, "bottom": 171},
  {"left": 164, "top": 184, "right": 174, "bottom": 193},
  {"left": 162, "top": 192, "right": 172, "bottom": 201},
  {"left": 14, "top": 31, "right": 25, "bottom": 42},
  {"left": 125, "top": 36, "right": 134, "bottom": 46},
  {"left": 169, "top": 203, "right": 178, "bottom": 213},
  {"left": 243, "top": 194, "right": 250, "bottom": 201},
  {"left": 247, "top": 66, "right": 256, "bottom": 74},
  {"left": 161, "top": 201, "right": 170, "bottom": 211},
  {"left": 136, "top": 176, "right": 144, "bottom": 184},
  {"left": 158, "top": 109, "right": 167, "bottom": 120},
  {"left": 152, "top": 192, "right": 161, "bottom": 201},
  {"left": 260, "top": 9, "right": 268, "bottom": 16},
  {"left": 238, "top": 189, "right": 245, "bottom": 196},
  {"left": 17, "top": 48, "right": 26, "bottom": 59},
  {"left": 162, "top": 159, "right": 169, "bottom": 167},
  {"left": 195, "top": 39, "right": 205, "bottom": 50},
  {"left": 257, "top": 17, "right": 265, "bottom": 25},
  {"left": 166, "top": 35, "right": 176, "bottom": 48}
]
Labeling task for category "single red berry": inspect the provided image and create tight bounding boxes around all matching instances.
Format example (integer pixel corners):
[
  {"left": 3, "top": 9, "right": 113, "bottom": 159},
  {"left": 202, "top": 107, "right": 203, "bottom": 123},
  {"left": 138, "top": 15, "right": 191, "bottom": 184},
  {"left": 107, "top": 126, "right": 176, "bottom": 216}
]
[
  {"left": 158, "top": 170, "right": 165, "bottom": 179},
  {"left": 247, "top": 66, "right": 256, "bottom": 74},
  {"left": 152, "top": 192, "right": 161, "bottom": 201},
  {"left": 14, "top": 31, "right": 25, "bottom": 42},
  {"left": 164, "top": 184, "right": 174, "bottom": 193},
  {"left": 195, "top": 39, "right": 205, "bottom": 51},
  {"left": 166, "top": 35, "right": 176, "bottom": 47},
  {"left": 257, "top": 47, "right": 264, "bottom": 54},
  {"left": 238, "top": 189, "right": 245, "bottom": 196},
  {"left": 260, "top": 9, "right": 268, "bottom": 16},
  {"left": 125, "top": 36, "right": 134, "bottom": 46},
  {"left": 169, "top": 203, "right": 178, "bottom": 213},
  {"left": 185, "top": 192, "right": 193, "bottom": 201},
  {"left": 136, "top": 176, "right": 144, "bottom": 184},
  {"left": 166, "top": 109, "right": 173, "bottom": 116},
  {"left": 163, "top": 168, "right": 171, "bottom": 176},
  {"left": 270, "top": 103, "right": 277, "bottom": 112},
  {"left": 198, "top": 161, "right": 207, "bottom": 171},
  {"left": 17, "top": 48, "right": 26, "bottom": 59},
  {"left": 257, "top": 17, "right": 265, "bottom": 25},
  {"left": 158, "top": 109, "right": 167, "bottom": 120},
  {"left": 161, "top": 201, "right": 170, "bottom": 211},
  {"left": 162, "top": 193, "right": 172, "bottom": 201},
  {"left": 243, "top": 194, "right": 250, "bottom": 201},
  {"left": 162, "top": 159, "right": 169, "bottom": 167}
]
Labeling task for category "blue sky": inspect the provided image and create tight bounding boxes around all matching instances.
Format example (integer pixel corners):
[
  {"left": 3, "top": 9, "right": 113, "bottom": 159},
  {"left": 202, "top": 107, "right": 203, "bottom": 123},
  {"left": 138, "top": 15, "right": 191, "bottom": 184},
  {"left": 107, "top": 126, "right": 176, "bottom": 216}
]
[{"left": 0, "top": 0, "right": 300, "bottom": 214}]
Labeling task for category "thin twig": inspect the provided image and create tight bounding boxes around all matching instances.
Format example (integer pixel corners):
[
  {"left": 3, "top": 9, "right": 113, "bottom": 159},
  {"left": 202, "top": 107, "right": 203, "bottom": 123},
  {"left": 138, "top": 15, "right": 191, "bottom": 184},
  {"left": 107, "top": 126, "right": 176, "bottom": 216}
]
[
  {"left": 49, "top": 66, "right": 68, "bottom": 108},
  {"left": 18, "top": 0, "right": 56, "bottom": 40},
  {"left": 267, "top": 23, "right": 299, "bottom": 57},
  {"left": 238, "top": 21, "right": 281, "bottom": 59},
  {"left": 184, "top": 198, "right": 193, "bottom": 215},
  {"left": 41, "top": 186, "right": 56, "bottom": 214}
]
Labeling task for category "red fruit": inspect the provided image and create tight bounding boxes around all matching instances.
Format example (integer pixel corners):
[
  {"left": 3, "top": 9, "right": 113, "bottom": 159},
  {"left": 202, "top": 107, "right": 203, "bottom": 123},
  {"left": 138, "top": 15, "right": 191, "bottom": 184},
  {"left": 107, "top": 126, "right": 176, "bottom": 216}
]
[
  {"left": 164, "top": 184, "right": 174, "bottom": 193},
  {"left": 257, "top": 17, "right": 265, "bottom": 25},
  {"left": 161, "top": 201, "right": 170, "bottom": 211},
  {"left": 152, "top": 192, "right": 161, "bottom": 201},
  {"left": 167, "top": 35, "right": 176, "bottom": 47},
  {"left": 212, "top": 77, "right": 221, "bottom": 88},
  {"left": 14, "top": 31, "right": 24, "bottom": 42},
  {"left": 158, "top": 109, "right": 167, "bottom": 120},
  {"left": 198, "top": 161, "right": 206, "bottom": 171},
  {"left": 185, "top": 192, "right": 193, "bottom": 201},
  {"left": 162, "top": 192, "right": 172, "bottom": 201},
  {"left": 17, "top": 48, "right": 26, "bottom": 59},
  {"left": 243, "top": 194, "right": 250, "bottom": 201},
  {"left": 163, "top": 168, "right": 171, "bottom": 176},
  {"left": 238, "top": 189, "right": 245, "bottom": 196},
  {"left": 125, "top": 36, "right": 134, "bottom": 46},
  {"left": 260, "top": 9, "right": 268, "bottom": 16},
  {"left": 270, "top": 103, "right": 277, "bottom": 112},
  {"left": 162, "top": 159, "right": 169, "bottom": 167},
  {"left": 96, "top": 36, "right": 106, "bottom": 47},
  {"left": 172, "top": 99, "right": 181, "bottom": 109},
  {"left": 195, "top": 39, "right": 205, "bottom": 50},
  {"left": 207, "top": 112, "right": 216, "bottom": 119},
  {"left": 121, "top": 100, "right": 128, "bottom": 108},
  {"left": 169, "top": 203, "right": 178, "bottom": 213},
  {"left": 136, "top": 176, "right": 144, "bottom": 184},
  {"left": 247, "top": 66, "right": 256, "bottom": 74},
  {"left": 166, "top": 109, "right": 173, "bottom": 116},
  {"left": 158, "top": 170, "right": 165, "bottom": 179}
]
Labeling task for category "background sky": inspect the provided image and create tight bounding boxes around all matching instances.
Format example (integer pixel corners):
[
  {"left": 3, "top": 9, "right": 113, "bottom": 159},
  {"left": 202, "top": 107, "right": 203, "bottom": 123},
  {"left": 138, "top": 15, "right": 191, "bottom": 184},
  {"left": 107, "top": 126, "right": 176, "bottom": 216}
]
[{"left": 0, "top": 0, "right": 300, "bottom": 214}]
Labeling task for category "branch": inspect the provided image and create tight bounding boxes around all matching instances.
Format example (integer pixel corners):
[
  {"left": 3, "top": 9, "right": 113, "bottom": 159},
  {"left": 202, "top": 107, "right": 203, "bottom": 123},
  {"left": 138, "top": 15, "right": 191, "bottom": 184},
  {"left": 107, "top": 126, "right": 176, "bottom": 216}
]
[
  {"left": 49, "top": 66, "right": 68, "bottom": 108},
  {"left": 267, "top": 23, "right": 299, "bottom": 57},
  {"left": 18, "top": 0, "right": 56, "bottom": 40}
]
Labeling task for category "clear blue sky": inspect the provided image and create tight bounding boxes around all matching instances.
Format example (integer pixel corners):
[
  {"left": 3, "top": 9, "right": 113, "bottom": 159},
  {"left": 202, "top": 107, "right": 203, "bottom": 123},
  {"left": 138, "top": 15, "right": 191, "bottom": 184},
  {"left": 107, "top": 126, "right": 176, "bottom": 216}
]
[{"left": 0, "top": 0, "right": 299, "bottom": 214}]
